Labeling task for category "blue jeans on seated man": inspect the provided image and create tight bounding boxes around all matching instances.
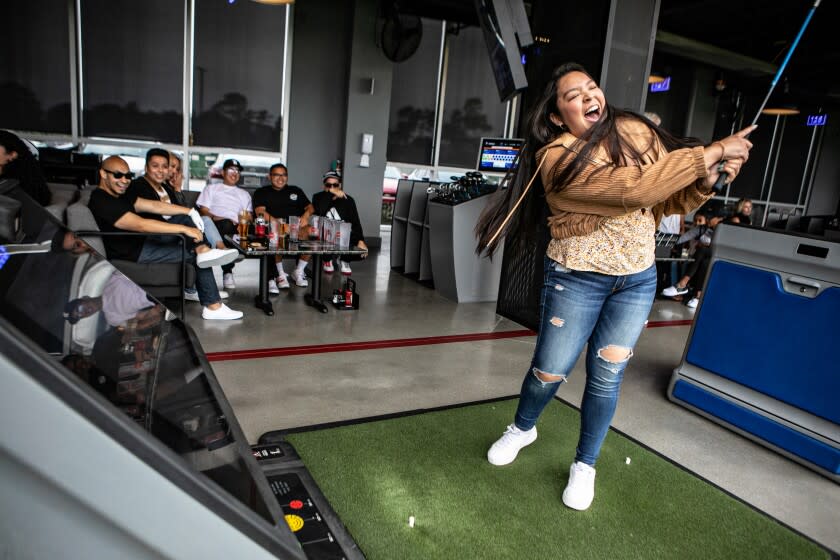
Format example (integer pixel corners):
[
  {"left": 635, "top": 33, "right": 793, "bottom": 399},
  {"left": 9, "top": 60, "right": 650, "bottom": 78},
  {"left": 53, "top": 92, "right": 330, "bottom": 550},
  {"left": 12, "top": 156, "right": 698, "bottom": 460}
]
[
  {"left": 513, "top": 256, "right": 656, "bottom": 467},
  {"left": 137, "top": 214, "right": 221, "bottom": 307}
]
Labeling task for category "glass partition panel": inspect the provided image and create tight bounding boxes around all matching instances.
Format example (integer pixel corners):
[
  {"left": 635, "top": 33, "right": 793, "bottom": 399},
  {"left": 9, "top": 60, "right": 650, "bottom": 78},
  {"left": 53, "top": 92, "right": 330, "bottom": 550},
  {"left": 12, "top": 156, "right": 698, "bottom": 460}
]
[
  {"left": 386, "top": 18, "right": 443, "bottom": 165},
  {"left": 192, "top": 1, "right": 287, "bottom": 152},
  {"left": 0, "top": 180, "right": 284, "bottom": 535},
  {"left": 2, "top": 0, "right": 72, "bottom": 134},
  {"left": 80, "top": 0, "right": 184, "bottom": 143},
  {"left": 439, "top": 25, "right": 508, "bottom": 169}
]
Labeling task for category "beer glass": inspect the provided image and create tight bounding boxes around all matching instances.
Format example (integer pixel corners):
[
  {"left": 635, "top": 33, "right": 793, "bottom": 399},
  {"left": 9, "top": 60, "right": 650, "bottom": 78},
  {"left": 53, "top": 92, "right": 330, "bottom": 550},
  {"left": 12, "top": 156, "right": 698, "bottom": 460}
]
[{"left": 237, "top": 209, "right": 250, "bottom": 239}]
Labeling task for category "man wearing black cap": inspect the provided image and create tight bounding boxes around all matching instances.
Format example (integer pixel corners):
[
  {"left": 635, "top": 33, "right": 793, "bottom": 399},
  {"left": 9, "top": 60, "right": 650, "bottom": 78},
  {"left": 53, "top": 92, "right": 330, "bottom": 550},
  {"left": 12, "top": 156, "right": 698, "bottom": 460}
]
[{"left": 197, "top": 158, "right": 253, "bottom": 289}]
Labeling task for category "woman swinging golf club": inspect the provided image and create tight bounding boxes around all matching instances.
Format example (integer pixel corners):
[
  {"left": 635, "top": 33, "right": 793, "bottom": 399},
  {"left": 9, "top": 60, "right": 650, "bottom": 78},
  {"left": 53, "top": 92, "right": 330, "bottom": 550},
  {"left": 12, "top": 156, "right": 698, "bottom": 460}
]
[{"left": 475, "top": 62, "right": 755, "bottom": 510}]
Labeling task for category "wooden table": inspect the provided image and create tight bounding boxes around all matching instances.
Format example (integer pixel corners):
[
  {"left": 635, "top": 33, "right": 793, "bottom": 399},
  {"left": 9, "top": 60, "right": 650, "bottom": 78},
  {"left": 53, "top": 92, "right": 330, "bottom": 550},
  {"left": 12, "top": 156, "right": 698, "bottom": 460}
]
[{"left": 226, "top": 236, "right": 366, "bottom": 315}]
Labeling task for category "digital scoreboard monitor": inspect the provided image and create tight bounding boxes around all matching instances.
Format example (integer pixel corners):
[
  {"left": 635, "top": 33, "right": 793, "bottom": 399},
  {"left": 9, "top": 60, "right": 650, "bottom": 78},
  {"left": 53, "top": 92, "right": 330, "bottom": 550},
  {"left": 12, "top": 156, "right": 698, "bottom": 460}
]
[{"left": 476, "top": 137, "right": 524, "bottom": 173}]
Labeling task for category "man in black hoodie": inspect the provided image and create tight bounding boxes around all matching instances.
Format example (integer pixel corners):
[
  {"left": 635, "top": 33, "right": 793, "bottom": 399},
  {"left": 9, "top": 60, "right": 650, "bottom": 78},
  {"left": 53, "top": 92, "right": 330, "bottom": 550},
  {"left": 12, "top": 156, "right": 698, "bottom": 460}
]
[{"left": 311, "top": 171, "right": 368, "bottom": 275}]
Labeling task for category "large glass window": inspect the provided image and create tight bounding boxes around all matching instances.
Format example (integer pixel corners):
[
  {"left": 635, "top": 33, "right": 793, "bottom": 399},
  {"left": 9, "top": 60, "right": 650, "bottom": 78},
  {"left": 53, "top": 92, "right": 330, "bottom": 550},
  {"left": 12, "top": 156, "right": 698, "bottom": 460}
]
[
  {"left": 386, "top": 19, "right": 443, "bottom": 165},
  {"left": 438, "top": 25, "right": 508, "bottom": 169},
  {"left": 1, "top": 0, "right": 72, "bottom": 134},
  {"left": 192, "top": 1, "right": 287, "bottom": 151},
  {"left": 80, "top": 0, "right": 184, "bottom": 143}
]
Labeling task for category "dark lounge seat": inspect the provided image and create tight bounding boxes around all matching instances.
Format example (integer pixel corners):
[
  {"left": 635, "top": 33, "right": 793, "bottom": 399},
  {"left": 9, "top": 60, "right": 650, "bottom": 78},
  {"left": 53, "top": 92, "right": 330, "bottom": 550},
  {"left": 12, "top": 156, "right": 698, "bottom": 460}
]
[{"left": 66, "top": 201, "right": 193, "bottom": 319}]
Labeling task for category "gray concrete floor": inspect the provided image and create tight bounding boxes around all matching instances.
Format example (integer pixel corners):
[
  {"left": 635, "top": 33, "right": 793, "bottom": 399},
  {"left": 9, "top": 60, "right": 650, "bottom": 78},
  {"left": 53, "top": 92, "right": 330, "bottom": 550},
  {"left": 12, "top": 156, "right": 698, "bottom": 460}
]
[{"left": 188, "top": 230, "right": 840, "bottom": 554}]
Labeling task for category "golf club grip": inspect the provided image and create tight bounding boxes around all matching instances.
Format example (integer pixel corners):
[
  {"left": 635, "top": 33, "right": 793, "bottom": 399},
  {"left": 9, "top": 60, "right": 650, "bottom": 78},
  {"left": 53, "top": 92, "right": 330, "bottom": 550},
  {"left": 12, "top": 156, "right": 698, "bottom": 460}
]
[{"left": 712, "top": 172, "right": 727, "bottom": 192}]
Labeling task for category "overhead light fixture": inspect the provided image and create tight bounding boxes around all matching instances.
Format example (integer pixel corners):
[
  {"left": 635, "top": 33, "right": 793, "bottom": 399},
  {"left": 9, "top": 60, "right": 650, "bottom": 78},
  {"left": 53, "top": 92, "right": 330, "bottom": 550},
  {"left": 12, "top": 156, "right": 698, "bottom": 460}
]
[{"left": 762, "top": 79, "right": 800, "bottom": 116}]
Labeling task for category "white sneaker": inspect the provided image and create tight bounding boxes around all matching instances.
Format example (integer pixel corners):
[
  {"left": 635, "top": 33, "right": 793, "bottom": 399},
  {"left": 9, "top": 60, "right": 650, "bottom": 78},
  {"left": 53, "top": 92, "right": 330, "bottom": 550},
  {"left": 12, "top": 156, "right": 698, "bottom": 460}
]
[
  {"left": 339, "top": 259, "right": 352, "bottom": 275},
  {"left": 223, "top": 272, "right": 236, "bottom": 289},
  {"left": 686, "top": 297, "right": 699, "bottom": 309},
  {"left": 292, "top": 268, "right": 308, "bottom": 287},
  {"left": 661, "top": 285, "right": 689, "bottom": 297},
  {"left": 323, "top": 260, "right": 334, "bottom": 273},
  {"left": 202, "top": 303, "right": 243, "bottom": 320},
  {"left": 185, "top": 289, "right": 228, "bottom": 301},
  {"left": 268, "top": 278, "right": 280, "bottom": 294},
  {"left": 196, "top": 248, "right": 239, "bottom": 269},
  {"left": 276, "top": 274, "right": 290, "bottom": 289},
  {"left": 487, "top": 424, "right": 537, "bottom": 466},
  {"left": 562, "top": 461, "right": 596, "bottom": 511}
]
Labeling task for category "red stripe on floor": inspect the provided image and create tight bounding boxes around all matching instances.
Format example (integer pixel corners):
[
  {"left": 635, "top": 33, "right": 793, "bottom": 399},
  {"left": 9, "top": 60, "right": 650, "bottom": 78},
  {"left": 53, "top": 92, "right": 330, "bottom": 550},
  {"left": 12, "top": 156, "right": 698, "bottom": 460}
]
[
  {"left": 206, "top": 329, "right": 537, "bottom": 362},
  {"left": 205, "top": 319, "right": 692, "bottom": 362},
  {"left": 646, "top": 319, "right": 693, "bottom": 328}
]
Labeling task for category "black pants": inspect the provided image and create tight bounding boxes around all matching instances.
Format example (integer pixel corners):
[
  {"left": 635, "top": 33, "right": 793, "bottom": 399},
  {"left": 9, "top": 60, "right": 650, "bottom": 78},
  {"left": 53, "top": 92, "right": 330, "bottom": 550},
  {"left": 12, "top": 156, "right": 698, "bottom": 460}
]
[{"left": 685, "top": 245, "right": 711, "bottom": 289}]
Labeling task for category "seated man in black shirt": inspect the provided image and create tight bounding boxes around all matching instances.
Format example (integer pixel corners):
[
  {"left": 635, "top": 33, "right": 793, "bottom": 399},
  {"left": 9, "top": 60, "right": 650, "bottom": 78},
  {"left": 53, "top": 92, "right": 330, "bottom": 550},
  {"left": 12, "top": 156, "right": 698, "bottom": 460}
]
[
  {"left": 312, "top": 171, "right": 368, "bottom": 275},
  {"left": 252, "top": 163, "right": 315, "bottom": 291},
  {"left": 88, "top": 156, "right": 243, "bottom": 320}
]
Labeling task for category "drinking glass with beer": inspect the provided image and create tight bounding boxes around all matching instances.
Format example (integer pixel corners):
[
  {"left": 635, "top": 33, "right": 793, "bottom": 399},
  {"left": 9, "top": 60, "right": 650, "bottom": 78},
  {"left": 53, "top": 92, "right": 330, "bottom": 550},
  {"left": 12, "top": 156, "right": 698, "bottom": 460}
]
[{"left": 237, "top": 209, "right": 250, "bottom": 240}]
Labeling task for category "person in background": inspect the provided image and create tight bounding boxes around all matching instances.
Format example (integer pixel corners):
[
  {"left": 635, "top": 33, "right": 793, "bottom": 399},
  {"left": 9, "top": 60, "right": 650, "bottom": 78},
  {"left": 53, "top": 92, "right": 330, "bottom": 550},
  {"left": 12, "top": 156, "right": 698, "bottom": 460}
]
[
  {"left": 0, "top": 129, "right": 50, "bottom": 206},
  {"left": 475, "top": 62, "right": 754, "bottom": 511},
  {"left": 312, "top": 170, "right": 368, "bottom": 274},
  {"left": 644, "top": 113, "right": 685, "bottom": 290},
  {"left": 88, "top": 156, "right": 242, "bottom": 320},
  {"left": 196, "top": 158, "right": 253, "bottom": 290},
  {"left": 129, "top": 149, "right": 231, "bottom": 302},
  {"left": 252, "top": 163, "right": 314, "bottom": 291},
  {"left": 661, "top": 211, "right": 725, "bottom": 308},
  {"left": 732, "top": 197, "right": 753, "bottom": 225},
  {"left": 164, "top": 152, "right": 189, "bottom": 207}
]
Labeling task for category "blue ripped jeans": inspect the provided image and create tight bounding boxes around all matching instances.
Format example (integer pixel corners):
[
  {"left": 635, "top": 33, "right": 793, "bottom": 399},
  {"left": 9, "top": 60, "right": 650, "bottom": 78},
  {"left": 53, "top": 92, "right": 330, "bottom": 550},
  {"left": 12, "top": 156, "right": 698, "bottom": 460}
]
[{"left": 513, "top": 256, "right": 656, "bottom": 466}]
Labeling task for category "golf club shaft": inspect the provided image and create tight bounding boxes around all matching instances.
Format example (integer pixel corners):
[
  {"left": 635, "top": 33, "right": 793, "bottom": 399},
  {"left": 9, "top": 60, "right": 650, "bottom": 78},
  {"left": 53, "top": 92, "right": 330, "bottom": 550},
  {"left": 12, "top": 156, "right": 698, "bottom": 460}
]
[{"left": 711, "top": 0, "right": 821, "bottom": 192}]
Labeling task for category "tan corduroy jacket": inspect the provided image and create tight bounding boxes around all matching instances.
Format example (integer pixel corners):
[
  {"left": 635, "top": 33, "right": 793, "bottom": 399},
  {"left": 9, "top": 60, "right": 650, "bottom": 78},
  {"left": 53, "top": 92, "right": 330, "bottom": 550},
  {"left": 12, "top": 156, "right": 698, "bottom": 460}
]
[{"left": 535, "top": 118, "right": 713, "bottom": 240}]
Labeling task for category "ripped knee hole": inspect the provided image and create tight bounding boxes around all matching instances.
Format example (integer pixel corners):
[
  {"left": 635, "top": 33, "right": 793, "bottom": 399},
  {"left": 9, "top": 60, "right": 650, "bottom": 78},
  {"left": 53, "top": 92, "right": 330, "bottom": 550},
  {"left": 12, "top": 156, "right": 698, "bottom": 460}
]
[
  {"left": 533, "top": 368, "right": 566, "bottom": 383},
  {"left": 597, "top": 345, "right": 633, "bottom": 364}
]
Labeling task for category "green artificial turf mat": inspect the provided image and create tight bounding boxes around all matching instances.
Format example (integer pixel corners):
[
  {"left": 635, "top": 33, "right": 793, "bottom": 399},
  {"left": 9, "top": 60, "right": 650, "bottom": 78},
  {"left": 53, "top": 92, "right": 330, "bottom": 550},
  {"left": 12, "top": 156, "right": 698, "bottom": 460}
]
[{"left": 286, "top": 398, "right": 829, "bottom": 559}]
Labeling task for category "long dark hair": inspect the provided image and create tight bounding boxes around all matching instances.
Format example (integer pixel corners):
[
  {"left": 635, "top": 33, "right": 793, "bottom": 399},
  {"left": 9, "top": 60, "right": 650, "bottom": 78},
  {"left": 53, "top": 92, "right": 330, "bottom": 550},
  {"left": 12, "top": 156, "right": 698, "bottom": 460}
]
[{"left": 475, "top": 62, "right": 702, "bottom": 256}]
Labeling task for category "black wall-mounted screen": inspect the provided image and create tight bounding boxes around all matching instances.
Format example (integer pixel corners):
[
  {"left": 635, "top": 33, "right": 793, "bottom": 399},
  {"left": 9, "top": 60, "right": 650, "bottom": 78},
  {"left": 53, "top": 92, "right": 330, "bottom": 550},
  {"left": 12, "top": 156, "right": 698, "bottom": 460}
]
[{"left": 474, "top": 0, "right": 530, "bottom": 102}]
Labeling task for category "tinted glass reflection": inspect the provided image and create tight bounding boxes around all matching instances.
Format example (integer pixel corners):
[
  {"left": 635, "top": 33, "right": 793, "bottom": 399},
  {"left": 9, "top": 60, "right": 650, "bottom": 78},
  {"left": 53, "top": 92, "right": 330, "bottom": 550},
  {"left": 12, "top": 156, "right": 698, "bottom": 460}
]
[
  {"left": 439, "top": 25, "right": 507, "bottom": 169},
  {"left": 192, "top": 1, "right": 287, "bottom": 151},
  {"left": 0, "top": 182, "right": 273, "bottom": 524},
  {"left": 1, "top": 0, "right": 72, "bottom": 134},
  {"left": 81, "top": 0, "right": 184, "bottom": 143},
  {"left": 386, "top": 18, "right": 442, "bottom": 165}
]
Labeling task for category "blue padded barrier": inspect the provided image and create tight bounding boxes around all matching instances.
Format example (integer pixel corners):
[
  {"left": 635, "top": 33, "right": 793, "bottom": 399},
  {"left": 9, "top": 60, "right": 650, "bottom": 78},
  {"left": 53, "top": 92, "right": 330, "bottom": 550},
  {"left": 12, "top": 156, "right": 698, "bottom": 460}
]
[
  {"left": 672, "top": 380, "right": 840, "bottom": 474},
  {"left": 686, "top": 261, "right": 840, "bottom": 425}
]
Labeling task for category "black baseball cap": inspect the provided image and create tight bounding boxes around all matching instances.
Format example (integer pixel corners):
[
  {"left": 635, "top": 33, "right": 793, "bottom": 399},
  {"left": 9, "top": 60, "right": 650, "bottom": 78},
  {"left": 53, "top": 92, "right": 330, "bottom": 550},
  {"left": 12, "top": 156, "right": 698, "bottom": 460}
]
[{"left": 223, "top": 158, "right": 243, "bottom": 171}]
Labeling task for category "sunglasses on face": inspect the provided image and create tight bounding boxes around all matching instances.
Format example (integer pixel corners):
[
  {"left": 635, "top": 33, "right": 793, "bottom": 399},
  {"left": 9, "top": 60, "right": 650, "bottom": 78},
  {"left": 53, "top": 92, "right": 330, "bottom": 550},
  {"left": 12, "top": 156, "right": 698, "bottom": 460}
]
[
  {"left": 324, "top": 182, "right": 340, "bottom": 187},
  {"left": 103, "top": 169, "right": 135, "bottom": 180}
]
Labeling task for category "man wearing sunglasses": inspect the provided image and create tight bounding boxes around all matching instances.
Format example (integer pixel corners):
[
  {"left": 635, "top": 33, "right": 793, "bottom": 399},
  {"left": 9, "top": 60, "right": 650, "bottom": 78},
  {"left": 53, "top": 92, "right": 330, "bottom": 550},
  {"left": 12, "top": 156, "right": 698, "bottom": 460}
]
[
  {"left": 312, "top": 170, "right": 368, "bottom": 275},
  {"left": 88, "top": 156, "right": 243, "bottom": 320}
]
